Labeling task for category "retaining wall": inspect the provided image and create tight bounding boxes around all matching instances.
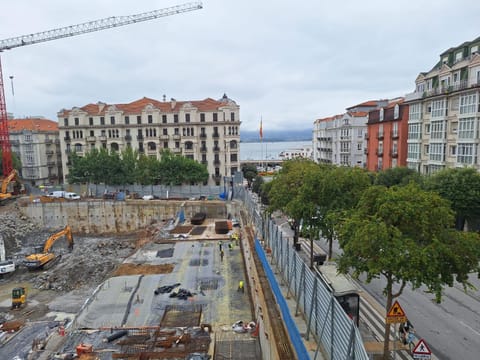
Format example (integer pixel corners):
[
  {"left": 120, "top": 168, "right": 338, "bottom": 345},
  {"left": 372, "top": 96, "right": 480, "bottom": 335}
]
[{"left": 22, "top": 200, "right": 228, "bottom": 233}]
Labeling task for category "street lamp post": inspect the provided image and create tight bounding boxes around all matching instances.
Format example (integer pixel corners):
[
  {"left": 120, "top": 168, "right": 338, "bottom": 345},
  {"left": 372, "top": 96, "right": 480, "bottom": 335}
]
[{"left": 310, "top": 216, "right": 318, "bottom": 269}]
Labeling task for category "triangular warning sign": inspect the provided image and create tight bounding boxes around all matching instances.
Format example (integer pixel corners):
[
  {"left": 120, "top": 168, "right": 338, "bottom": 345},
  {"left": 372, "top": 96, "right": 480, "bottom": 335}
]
[
  {"left": 413, "top": 339, "right": 432, "bottom": 355},
  {"left": 387, "top": 300, "right": 406, "bottom": 317}
]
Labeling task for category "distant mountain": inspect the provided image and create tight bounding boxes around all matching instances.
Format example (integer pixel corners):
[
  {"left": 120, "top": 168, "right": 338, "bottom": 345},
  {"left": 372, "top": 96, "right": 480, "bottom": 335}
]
[{"left": 241, "top": 129, "right": 312, "bottom": 142}]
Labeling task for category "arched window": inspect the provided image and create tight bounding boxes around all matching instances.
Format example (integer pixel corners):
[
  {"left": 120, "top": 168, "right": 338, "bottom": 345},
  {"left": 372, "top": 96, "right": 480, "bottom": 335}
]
[{"left": 148, "top": 142, "right": 157, "bottom": 151}]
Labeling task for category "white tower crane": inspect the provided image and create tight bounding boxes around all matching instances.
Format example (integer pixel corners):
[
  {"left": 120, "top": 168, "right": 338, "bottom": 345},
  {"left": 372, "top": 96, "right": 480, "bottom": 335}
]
[{"left": 0, "top": 2, "right": 203, "bottom": 176}]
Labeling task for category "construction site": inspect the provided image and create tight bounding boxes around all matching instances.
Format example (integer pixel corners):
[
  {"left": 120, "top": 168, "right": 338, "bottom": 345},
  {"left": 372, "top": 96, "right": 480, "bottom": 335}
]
[{"left": 0, "top": 194, "right": 301, "bottom": 360}]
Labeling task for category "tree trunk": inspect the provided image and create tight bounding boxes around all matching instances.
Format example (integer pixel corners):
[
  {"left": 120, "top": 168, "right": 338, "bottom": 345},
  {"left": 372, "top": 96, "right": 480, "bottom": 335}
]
[
  {"left": 327, "top": 234, "right": 333, "bottom": 260},
  {"left": 383, "top": 278, "right": 393, "bottom": 360}
]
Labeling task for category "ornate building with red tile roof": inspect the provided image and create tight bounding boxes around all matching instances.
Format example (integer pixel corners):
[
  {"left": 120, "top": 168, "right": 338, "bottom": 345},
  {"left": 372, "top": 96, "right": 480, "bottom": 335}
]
[
  {"left": 57, "top": 94, "right": 240, "bottom": 185},
  {"left": 8, "top": 117, "right": 62, "bottom": 185}
]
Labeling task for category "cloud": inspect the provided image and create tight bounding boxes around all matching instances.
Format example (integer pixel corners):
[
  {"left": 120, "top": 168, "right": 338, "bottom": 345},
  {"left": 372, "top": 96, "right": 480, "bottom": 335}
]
[{"left": 2, "top": 0, "right": 480, "bottom": 130}]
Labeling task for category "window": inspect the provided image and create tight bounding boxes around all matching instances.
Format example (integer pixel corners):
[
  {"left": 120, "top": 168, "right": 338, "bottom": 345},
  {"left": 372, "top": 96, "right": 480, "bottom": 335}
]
[
  {"left": 64, "top": 118, "right": 69, "bottom": 126},
  {"left": 213, "top": 113, "right": 218, "bottom": 122},
  {"left": 458, "top": 117, "right": 475, "bottom": 139},
  {"left": 174, "top": 128, "right": 179, "bottom": 135},
  {"left": 455, "top": 52, "right": 463, "bottom": 62},
  {"left": 379, "top": 108, "right": 384, "bottom": 121},
  {"left": 408, "top": 123, "right": 421, "bottom": 139},
  {"left": 392, "top": 122, "right": 399, "bottom": 137},
  {"left": 89, "top": 117, "right": 93, "bottom": 126},
  {"left": 162, "top": 114, "right": 167, "bottom": 124},
  {"left": 125, "top": 116, "right": 129, "bottom": 125},
  {"left": 429, "top": 143, "right": 444, "bottom": 162},
  {"left": 409, "top": 103, "right": 422, "bottom": 121},
  {"left": 431, "top": 99, "right": 447, "bottom": 118},
  {"left": 90, "top": 130, "right": 94, "bottom": 137},
  {"left": 450, "top": 145, "right": 457, "bottom": 156},
  {"left": 174, "top": 114, "right": 179, "bottom": 123},
  {"left": 357, "top": 143, "right": 362, "bottom": 151},
  {"left": 74, "top": 117, "right": 79, "bottom": 126},
  {"left": 163, "top": 128, "right": 168, "bottom": 135},
  {"left": 407, "top": 143, "right": 421, "bottom": 160},
  {"left": 459, "top": 93, "right": 477, "bottom": 114},
  {"left": 230, "top": 112, "right": 235, "bottom": 121},
  {"left": 175, "top": 141, "right": 180, "bottom": 148},
  {"left": 430, "top": 120, "right": 445, "bottom": 139},
  {"left": 425, "top": 124, "right": 430, "bottom": 135},
  {"left": 394, "top": 104, "right": 399, "bottom": 119},
  {"left": 164, "top": 142, "right": 168, "bottom": 148},
  {"left": 472, "top": 45, "right": 479, "bottom": 54},
  {"left": 148, "top": 114, "right": 153, "bottom": 124},
  {"left": 137, "top": 116, "right": 141, "bottom": 124},
  {"left": 110, "top": 116, "right": 115, "bottom": 125},
  {"left": 200, "top": 113, "right": 205, "bottom": 122},
  {"left": 230, "top": 153, "right": 238, "bottom": 162},
  {"left": 100, "top": 117, "right": 105, "bottom": 125},
  {"left": 457, "top": 143, "right": 474, "bottom": 164},
  {"left": 185, "top": 113, "right": 190, "bottom": 123}
]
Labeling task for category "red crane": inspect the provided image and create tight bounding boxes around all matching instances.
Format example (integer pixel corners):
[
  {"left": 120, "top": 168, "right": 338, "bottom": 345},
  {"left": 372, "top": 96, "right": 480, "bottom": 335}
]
[{"left": 0, "top": 2, "right": 203, "bottom": 176}]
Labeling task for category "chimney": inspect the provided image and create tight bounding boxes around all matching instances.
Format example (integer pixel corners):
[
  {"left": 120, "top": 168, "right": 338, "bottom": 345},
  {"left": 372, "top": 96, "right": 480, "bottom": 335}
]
[{"left": 170, "top": 98, "right": 176, "bottom": 110}]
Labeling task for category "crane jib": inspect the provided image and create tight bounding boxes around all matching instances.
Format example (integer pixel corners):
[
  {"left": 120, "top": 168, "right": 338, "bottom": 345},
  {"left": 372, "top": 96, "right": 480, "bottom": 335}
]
[{"left": 0, "top": 2, "right": 203, "bottom": 52}]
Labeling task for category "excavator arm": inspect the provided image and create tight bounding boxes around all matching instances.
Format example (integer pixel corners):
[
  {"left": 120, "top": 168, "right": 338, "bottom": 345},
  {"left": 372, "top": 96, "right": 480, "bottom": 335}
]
[
  {"left": 1, "top": 169, "right": 18, "bottom": 194},
  {"left": 43, "top": 225, "right": 74, "bottom": 252}
]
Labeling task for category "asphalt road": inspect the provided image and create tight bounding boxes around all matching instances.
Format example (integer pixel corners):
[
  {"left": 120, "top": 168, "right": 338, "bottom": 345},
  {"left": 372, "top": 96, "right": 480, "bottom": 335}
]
[{"left": 270, "top": 212, "right": 480, "bottom": 360}]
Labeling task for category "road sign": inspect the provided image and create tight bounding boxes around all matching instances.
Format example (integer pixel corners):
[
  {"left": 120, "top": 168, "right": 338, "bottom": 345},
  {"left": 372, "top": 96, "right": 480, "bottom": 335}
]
[
  {"left": 412, "top": 339, "right": 432, "bottom": 359},
  {"left": 385, "top": 300, "right": 407, "bottom": 323}
]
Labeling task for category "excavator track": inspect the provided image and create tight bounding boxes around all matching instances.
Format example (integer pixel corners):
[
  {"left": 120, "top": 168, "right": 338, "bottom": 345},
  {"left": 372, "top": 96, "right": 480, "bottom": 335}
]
[{"left": 42, "top": 255, "right": 62, "bottom": 270}]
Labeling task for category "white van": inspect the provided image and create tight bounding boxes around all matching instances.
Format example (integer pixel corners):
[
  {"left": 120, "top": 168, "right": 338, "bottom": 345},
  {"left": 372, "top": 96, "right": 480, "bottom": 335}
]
[
  {"left": 65, "top": 192, "right": 81, "bottom": 200},
  {"left": 47, "top": 191, "right": 80, "bottom": 200}
]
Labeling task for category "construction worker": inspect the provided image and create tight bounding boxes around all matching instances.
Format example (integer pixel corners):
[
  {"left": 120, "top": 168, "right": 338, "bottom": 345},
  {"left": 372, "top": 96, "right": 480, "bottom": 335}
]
[{"left": 238, "top": 280, "right": 244, "bottom": 292}]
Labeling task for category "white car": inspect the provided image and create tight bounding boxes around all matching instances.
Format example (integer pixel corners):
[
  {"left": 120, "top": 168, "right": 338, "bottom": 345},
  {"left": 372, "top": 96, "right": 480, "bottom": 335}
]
[{"left": 142, "top": 195, "right": 154, "bottom": 200}]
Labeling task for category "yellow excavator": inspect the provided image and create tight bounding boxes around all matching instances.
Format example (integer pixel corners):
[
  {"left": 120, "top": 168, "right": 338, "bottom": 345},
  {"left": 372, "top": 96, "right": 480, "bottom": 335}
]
[
  {"left": 24, "top": 225, "right": 74, "bottom": 270},
  {"left": 0, "top": 169, "right": 22, "bottom": 203},
  {"left": 11, "top": 286, "right": 27, "bottom": 309}
]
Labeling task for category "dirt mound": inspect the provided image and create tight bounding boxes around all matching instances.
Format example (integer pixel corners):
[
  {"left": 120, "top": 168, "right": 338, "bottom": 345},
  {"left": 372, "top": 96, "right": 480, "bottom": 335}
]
[{"left": 112, "top": 263, "right": 174, "bottom": 276}]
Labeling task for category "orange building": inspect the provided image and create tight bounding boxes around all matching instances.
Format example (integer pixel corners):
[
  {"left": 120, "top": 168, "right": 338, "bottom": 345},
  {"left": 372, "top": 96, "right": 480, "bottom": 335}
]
[{"left": 365, "top": 99, "right": 409, "bottom": 171}]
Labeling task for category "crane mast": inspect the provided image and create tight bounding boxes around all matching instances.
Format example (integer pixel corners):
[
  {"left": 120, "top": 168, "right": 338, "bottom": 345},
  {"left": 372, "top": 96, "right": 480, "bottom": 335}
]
[{"left": 0, "top": 2, "right": 203, "bottom": 176}]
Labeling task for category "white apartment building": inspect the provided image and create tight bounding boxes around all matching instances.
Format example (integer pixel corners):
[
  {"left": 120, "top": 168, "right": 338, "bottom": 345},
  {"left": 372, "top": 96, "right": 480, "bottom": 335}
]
[
  {"left": 57, "top": 94, "right": 241, "bottom": 185},
  {"left": 405, "top": 37, "right": 480, "bottom": 174},
  {"left": 8, "top": 118, "right": 62, "bottom": 185},
  {"left": 313, "top": 100, "right": 387, "bottom": 166}
]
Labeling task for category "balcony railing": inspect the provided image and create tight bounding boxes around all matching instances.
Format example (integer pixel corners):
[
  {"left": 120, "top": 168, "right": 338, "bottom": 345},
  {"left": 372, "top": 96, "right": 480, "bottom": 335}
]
[
  {"left": 124, "top": 135, "right": 132, "bottom": 141},
  {"left": 212, "top": 132, "right": 220, "bottom": 138},
  {"left": 377, "top": 133, "right": 384, "bottom": 140},
  {"left": 173, "top": 134, "right": 181, "bottom": 140},
  {"left": 87, "top": 136, "right": 96, "bottom": 142},
  {"left": 201, "top": 160, "right": 208, "bottom": 165},
  {"left": 64, "top": 136, "right": 71, "bottom": 142},
  {"left": 137, "top": 135, "right": 144, "bottom": 140},
  {"left": 200, "top": 133, "right": 207, "bottom": 139},
  {"left": 173, "top": 147, "right": 182, "bottom": 153},
  {"left": 200, "top": 146, "right": 207, "bottom": 152},
  {"left": 391, "top": 131, "right": 399, "bottom": 139},
  {"left": 213, "top": 159, "right": 221, "bottom": 165},
  {"left": 99, "top": 135, "right": 107, "bottom": 141},
  {"left": 376, "top": 149, "right": 384, "bottom": 156},
  {"left": 390, "top": 150, "right": 398, "bottom": 158},
  {"left": 213, "top": 146, "right": 220, "bottom": 152},
  {"left": 160, "top": 135, "right": 169, "bottom": 140}
]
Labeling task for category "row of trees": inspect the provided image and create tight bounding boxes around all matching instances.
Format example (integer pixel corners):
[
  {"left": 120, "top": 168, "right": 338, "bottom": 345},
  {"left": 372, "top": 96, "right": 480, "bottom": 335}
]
[
  {"left": 262, "top": 160, "right": 480, "bottom": 359},
  {"left": 0, "top": 150, "right": 22, "bottom": 174},
  {"left": 67, "top": 147, "right": 209, "bottom": 185}
]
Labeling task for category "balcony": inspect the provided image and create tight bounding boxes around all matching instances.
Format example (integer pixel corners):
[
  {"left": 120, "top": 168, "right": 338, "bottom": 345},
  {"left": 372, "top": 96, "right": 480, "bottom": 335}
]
[
  {"left": 172, "top": 147, "right": 182, "bottom": 154},
  {"left": 212, "top": 174, "right": 222, "bottom": 180},
  {"left": 160, "top": 135, "right": 169, "bottom": 140},
  {"left": 201, "top": 160, "right": 208, "bottom": 166},
  {"left": 213, "top": 146, "right": 220, "bottom": 152},
  {"left": 124, "top": 135, "right": 132, "bottom": 141},
  {"left": 10, "top": 140, "right": 20, "bottom": 146},
  {"left": 377, "top": 133, "right": 384, "bottom": 140},
  {"left": 200, "top": 133, "right": 207, "bottom": 139},
  {"left": 364, "top": 148, "right": 368, "bottom": 155},
  {"left": 99, "top": 135, "right": 107, "bottom": 142},
  {"left": 391, "top": 131, "right": 399, "bottom": 139},
  {"left": 390, "top": 150, "right": 398, "bottom": 158},
  {"left": 137, "top": 135, "right": 144, "bottom": 140},
  {"left": 45, "top": 139, "right": 53, "bottom": 144},
  {"left": 184, "top": 147, "right": 194, "bottom": 153},
  {"left": 87, "top": 136, "right": 96, "bottom": 142},
  {"left": 47, "top": 160, "right": 56, "bottom": 167},
  {"left": 212, "top": 132, "right": 220, "bottom": 139},
  {"left": 200, "top": 146, "right": 207, "bottom": 152},
  {"left": 46, "top": 150, "right": 55, "bottom": 155},
  {"left": 173, "top": 134, "right": 181, "bottom": 140},
  {"left": 64, "top": 136, "right": 71, "bottom": 142},
  {"left": 214, "top": 159, "right": 221, "bottom": 165},
  {"left": 376, "top": 149, "right": 384, "bottom": 156}
]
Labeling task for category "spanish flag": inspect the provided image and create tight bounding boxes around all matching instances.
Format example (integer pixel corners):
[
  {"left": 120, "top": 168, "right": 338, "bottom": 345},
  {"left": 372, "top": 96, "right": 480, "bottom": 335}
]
[{"left": 259, "top": 119, "right": 263, "bottom": 140}]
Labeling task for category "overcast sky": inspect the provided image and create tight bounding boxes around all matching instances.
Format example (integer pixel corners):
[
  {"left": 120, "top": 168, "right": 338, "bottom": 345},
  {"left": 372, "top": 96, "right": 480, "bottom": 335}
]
[{"left": 1, "top": 1, "right": 479, "bottom": 132}]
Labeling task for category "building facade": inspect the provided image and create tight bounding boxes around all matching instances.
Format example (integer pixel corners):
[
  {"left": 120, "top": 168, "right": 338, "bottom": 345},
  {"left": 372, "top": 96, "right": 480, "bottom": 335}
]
[
  {"left": 405, "top": 37, "right": 480, "bottom": 174},
  {"left": 8, "top": 118, "right": 63, "bottom": 185},
  {"left": 313, "top": 100, "right": 387, "bottom": 167},
  {"left": 365, "top": 99, "right": 409, "bottom": 171},
  {"left": 57, "top": 95, "right": 241, "bottom": 185}
]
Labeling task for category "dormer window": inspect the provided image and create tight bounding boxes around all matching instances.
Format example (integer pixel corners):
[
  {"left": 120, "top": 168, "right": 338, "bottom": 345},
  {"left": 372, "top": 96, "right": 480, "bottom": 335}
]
[
  {"left": 394, "top": 104, "right": 399, "bottom": 119},
  {"left": 379, "top": 108, "right": 384, "bottom": 121}
]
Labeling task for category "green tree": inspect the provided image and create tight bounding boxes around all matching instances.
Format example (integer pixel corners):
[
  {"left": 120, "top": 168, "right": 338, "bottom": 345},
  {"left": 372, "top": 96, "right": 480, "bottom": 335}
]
[
  {"left": 304, "top": 166, "right": 371, "bottom": 259},
  {"left": 0, "top": 150, "right": 22, "bottom": 174},
  {"left": 241, "top": 163, "right": 258, "bottom": 188},
  {"left": 119, "top": 147, "right": 139, "bottom": 185},
  {"left": 136, "top": 154, "right": 160, "bottom": 185},
  {"left": 157, "top": 150, "right": 208, "bottom": 185},
  {"left": 375, "top": 166, "right": 422, "bottom": 187},
  {"left": 425, "top": 167, "right": 480, "bottom": 230},
  {"left": 337, "top": 183, "right": 480, "bottom": 359},
  {"left": 267, "top": 159, "right": 319, "bottom": 247}
]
